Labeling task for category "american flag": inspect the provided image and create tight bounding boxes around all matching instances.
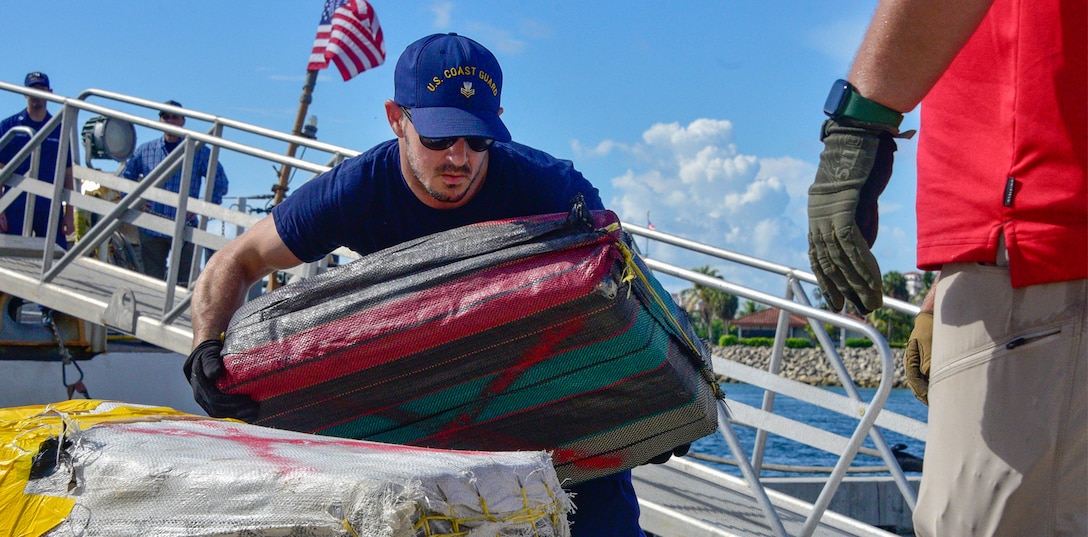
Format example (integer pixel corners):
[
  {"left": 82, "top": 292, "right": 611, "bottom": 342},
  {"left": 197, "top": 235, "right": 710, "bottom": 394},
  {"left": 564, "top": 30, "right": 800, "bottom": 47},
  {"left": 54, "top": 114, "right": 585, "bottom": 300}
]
[{"left": 307, "top": 0, "right": 386, "bottom": 81}]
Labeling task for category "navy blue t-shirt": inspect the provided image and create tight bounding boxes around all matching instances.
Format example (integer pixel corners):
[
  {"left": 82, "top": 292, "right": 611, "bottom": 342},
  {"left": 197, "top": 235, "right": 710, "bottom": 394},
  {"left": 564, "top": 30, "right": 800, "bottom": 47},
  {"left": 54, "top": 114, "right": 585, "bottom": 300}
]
[
  {"left": 0, "top": 110, "right": 72, "bottom": 245},
  {"left": 0, "top": 110, "right": 70, "bottom": 183},
  {"left": 272, "top": 139, "right": 605, "bottom": 262}
]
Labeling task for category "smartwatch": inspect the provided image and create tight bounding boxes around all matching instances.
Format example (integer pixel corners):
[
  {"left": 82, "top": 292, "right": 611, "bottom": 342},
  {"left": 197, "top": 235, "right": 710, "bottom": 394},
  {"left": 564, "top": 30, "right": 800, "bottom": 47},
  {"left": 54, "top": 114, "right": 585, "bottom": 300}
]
[{"left": 823, "top": 79, "right": 903, "bottom": 129}]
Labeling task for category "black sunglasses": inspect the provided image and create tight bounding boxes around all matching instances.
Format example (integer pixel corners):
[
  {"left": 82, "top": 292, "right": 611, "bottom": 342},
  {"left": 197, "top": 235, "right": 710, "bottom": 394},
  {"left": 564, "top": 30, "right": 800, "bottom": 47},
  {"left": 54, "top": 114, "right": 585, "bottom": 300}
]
[{"left": 401, "top": 107, "right": 493, "bottom": 153}]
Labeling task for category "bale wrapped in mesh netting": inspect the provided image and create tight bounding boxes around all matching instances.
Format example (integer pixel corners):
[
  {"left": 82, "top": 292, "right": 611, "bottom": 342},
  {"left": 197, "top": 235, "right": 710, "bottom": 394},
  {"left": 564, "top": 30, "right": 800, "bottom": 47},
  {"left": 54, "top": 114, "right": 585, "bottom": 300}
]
[
  {"left": 221, "top": 198, "right": 720, "bottom": 484},
  {"left": 0, "top": 400, "right": 569, "bottom": 537}
]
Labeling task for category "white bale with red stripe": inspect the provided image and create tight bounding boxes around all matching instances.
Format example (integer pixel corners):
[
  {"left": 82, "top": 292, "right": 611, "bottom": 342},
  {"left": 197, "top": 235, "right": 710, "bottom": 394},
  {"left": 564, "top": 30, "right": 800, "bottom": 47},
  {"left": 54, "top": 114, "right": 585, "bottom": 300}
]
[{"left": 0, "top": 400, "right": 569, "bottom": 537}]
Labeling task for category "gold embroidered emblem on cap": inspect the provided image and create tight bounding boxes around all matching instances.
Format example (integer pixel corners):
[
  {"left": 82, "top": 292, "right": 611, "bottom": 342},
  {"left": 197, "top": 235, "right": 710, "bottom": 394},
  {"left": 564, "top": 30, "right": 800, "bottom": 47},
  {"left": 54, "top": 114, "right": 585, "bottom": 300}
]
[{"left": 460, "top": 82, "right": 475, "bottom": 98}]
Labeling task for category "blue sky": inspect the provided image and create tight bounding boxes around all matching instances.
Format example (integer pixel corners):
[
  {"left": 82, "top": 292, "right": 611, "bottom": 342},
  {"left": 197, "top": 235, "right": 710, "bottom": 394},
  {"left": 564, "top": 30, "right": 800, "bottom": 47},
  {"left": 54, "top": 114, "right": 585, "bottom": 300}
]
[{"left": 0, "top": 1, "right": 922, "bottom": 297}]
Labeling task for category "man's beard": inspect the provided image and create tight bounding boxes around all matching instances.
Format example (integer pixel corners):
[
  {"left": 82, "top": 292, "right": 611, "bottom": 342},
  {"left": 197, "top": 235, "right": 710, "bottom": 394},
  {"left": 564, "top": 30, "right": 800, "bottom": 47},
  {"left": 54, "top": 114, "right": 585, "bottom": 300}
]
[{"left": 405, "top": 143, "right": 480, "bottom": 204}]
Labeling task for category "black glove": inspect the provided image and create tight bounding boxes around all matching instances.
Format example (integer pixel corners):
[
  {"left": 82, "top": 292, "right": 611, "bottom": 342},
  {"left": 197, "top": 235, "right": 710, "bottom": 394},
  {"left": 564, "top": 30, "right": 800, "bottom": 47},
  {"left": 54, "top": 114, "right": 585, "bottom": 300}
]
[
  {"left": 646, "top": 443, "right": 691, "bottom": 465},
  {"left": 184, "top": 339, "right": 259, "bottom": 421},
  {"left": 807, "top": 118, "right": 898, "bottom": 314}
]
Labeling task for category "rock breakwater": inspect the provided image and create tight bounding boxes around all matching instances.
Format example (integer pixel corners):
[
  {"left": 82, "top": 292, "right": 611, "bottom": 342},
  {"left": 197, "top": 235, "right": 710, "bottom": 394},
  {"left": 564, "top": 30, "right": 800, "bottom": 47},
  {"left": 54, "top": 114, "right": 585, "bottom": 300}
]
[{"left": 710, "top": 345, "right": 907, "bottom": 389}]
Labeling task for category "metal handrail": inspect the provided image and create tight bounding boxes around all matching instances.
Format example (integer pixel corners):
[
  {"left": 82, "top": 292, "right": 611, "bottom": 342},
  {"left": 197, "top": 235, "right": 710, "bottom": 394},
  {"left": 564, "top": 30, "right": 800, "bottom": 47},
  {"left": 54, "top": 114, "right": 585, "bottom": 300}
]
[
  {"left": 0, "top": 83, "right": 350, "bottom": 337},
  {"left": 624, "top": 223, "right": 920, "bottom": 317},
  {"left": 0, "top": 126, "right": 39, "bottom": 215},
  {"left": 641, "top": 257, "right": 907, "bottom": 536},
  {"left": 622, "top": 223, "right": 928, "bottom": 535},
  {"left": 626, "top": 221, "right": 924, "bottom": 517},
  {"left": 74, "top": 88, "right": 361, "bottom": 161},
  {"left": 0, "top": 81, "right": 334, "bottom": 178}
]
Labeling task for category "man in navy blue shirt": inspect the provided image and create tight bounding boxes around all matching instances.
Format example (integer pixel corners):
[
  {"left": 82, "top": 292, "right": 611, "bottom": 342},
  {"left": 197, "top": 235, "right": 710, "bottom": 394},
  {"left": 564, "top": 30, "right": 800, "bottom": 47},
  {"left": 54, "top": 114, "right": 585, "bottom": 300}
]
[
  {"left": 186, "top": 33, "right": 646, "bottom": 536},
  {"left": 0, "top": 72, "right": 74, "bottom": 248}
]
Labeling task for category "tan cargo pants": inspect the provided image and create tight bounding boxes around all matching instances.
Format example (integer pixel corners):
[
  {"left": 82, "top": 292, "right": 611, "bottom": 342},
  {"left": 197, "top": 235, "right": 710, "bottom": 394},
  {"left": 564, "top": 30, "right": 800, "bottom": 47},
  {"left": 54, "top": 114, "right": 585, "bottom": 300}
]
[{"left": 914, "top": 254, "right": 1087, "bottom": 536}]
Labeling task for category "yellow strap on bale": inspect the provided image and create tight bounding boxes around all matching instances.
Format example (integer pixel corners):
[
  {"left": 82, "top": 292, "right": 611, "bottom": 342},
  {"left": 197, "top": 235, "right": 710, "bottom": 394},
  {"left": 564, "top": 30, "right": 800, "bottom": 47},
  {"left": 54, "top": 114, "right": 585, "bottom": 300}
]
[{"left": 606, "top": 225, "right": 726, "bottom": 401}]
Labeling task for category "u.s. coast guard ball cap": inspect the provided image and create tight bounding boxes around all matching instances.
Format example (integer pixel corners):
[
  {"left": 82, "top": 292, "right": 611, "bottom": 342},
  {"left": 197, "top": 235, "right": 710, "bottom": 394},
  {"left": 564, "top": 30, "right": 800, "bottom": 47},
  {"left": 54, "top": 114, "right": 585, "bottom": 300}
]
[
  {"left": 394, "top": 33, "right": 511, "bottom": 142},
  {"left": 24, "top": 71, "right": 50, "bottom": 88}
]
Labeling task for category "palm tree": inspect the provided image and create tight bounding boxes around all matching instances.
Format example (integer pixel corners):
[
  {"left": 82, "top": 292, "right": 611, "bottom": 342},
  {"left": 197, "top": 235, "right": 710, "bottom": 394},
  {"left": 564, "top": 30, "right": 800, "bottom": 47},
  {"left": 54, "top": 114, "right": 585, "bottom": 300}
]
[
  {"left": 882, "top": 271, "right": 909, "bottom": 301},
  {"left": 679, "top": 265, "right": 738, "bottom": 342},
  {"left": 868, "top": 271, "right": 913, "bottom": 343},
  {"left": 740, "top": 300, "right": 762, "bottom": 316},
  {"left": 911, "top": 271, "right": 938, "bottom": 304}
]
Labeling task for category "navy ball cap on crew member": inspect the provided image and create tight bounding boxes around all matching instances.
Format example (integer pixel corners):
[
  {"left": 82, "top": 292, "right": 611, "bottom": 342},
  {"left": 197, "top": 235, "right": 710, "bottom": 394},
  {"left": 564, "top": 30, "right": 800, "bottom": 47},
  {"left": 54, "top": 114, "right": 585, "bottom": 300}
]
[
  {"left": 24, "top": 71, "right": 50, "bottom": 88},
  {"left": 394, "top": 33, "right": 511, "bottom": 142}
]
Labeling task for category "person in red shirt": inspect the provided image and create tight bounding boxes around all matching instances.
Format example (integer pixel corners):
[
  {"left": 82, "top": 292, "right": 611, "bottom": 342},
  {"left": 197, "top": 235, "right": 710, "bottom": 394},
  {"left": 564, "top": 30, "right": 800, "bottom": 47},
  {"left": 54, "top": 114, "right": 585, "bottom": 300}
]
[{"left": 807, "top": 0, "right": 1086, "bottom": 534}]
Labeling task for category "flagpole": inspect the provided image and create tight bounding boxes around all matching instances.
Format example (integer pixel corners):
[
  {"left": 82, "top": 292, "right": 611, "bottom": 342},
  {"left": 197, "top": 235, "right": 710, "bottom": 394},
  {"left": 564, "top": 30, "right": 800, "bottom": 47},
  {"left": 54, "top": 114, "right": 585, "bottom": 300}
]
[
  {"left": 265, "top": 0, "right": 385, "bottom": 291},
  {"left": 268, "top": 69, "right": 318, "bottom": 291},
  {"left": 272, "top": 69, "right": 319, "bottom": 206},
  {"left": 645, "top": 210, "right": 651, "bottom": 257}
]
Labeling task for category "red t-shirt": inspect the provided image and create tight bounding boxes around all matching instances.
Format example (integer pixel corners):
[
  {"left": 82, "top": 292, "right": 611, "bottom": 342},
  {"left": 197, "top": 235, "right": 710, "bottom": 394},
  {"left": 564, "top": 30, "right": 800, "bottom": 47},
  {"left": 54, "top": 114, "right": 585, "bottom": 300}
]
[{"left": 916, "top": 0, "right": 1087, "bottom": 286}]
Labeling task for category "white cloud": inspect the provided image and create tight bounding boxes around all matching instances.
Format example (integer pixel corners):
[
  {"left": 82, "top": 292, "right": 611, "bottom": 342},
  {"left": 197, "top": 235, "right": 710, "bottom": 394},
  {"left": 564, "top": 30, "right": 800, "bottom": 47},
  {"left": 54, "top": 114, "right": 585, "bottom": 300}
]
[
  {"left": 642, "top": 118, "right": 735, "bottom": 153},
  {"left": 581, "top": 115, "right": 918, "bottom": 296},
  {"left": 756, "top": 156, "right": 817, "bottom": 223},
  {"left": 518, "top": 19, "right": 552, "bottom": 40},
  {"left": 425, "top": 2, "right": 526, "bottom": 56},
  {"left": 572, "top": 139, "right": 627, "bottom": 158},
  {"left": 579, "top": 118, "right": 814, "bottom": 295},
  {"left": 429, "top": 1, "right": 453, "bottom": 29},
  {"left": 751, "top": 219, "right": 786, "bottom": 259},
  {"left": 462, "top": 24, "right": 526, "bottom": 55}
]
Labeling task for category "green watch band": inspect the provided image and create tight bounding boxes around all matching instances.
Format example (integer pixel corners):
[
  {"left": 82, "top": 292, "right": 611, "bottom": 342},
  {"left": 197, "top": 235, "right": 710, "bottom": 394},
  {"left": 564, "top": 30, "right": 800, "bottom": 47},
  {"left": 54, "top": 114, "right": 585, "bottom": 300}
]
[{"left": 824, "top": 79, "right": 904, "bottom": 129}]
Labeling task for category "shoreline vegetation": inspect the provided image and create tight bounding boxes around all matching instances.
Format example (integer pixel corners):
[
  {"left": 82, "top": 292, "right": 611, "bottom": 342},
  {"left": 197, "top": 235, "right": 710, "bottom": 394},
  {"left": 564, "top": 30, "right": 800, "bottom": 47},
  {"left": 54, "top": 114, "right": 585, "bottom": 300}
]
[{"left": 710, "top": 345, "right": 908, "bottom": 389}]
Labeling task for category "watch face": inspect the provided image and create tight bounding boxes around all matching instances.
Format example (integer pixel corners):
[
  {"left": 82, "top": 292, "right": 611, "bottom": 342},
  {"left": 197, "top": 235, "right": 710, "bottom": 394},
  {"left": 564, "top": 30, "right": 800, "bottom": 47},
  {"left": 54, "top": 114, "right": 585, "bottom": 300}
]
[{"left": 824, "top": 79, "right": 851, "bottom": 117}]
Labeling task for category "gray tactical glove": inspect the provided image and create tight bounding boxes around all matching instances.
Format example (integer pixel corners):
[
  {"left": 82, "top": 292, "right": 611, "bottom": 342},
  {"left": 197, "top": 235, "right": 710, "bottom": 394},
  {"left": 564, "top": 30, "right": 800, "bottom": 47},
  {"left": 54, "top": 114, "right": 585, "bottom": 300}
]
[{"left": 808, "top": 118, "right": 898, "bottom": 314}]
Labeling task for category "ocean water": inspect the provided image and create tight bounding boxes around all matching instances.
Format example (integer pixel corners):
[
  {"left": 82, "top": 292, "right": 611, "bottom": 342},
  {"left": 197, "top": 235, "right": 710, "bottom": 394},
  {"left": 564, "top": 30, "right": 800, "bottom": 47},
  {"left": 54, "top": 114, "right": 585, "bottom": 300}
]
[{"left": 690, "top": 383, "right": 929, "bottom": 478}]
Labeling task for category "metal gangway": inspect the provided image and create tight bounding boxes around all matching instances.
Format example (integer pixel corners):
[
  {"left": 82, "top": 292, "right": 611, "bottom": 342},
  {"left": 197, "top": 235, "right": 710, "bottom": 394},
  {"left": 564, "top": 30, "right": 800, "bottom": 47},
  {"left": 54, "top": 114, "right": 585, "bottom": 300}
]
[{"left": 0, "top": 82, "right": 927, "bottom": 537}]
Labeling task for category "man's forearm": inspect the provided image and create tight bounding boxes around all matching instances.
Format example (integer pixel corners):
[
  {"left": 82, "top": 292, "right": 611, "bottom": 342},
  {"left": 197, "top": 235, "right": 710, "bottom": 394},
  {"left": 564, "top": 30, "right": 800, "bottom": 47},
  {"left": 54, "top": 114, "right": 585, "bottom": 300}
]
[
  {"left": 848, "top": 0, "right": 995, "bottom": 112},
  {"left": 190, "top": 258, "right": 262, "bottom": 346},
  {"left": 190, "top": 216, "right": 303, "bottom": 348}
]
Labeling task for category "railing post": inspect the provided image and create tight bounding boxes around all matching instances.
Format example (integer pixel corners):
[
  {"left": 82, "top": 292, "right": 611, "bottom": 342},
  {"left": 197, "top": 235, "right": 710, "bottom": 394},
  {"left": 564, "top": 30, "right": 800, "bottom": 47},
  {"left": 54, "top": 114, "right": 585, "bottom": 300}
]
[
  {"left": 21, "top": 131, "right": 41, "bottom": 239},
  {"left": 42, "top": 102, "right": 77, "bottom": 274},
  {"left": 750, "top": 281, "right": 796, "bottom": 473},
  {"left": 716, "top": 400, "right": 788, "bottom": 537},
  {"left": 188, "top": 122, "right": 225, "bottom": 286},
  {"left": 163, "top": 137, "right": 196, "bottom": 314}
]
